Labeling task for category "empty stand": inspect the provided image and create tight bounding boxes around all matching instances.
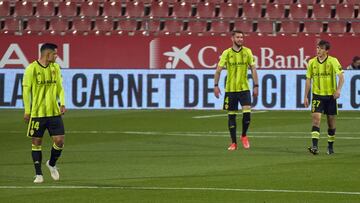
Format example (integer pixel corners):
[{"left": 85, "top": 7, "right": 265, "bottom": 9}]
[
  {"left": 2, "top": 18, "right": 20, "bottom": 34},
  {"left": 303, "top": 21, "right": 323, "bottom": 34},
  {"left": 344, "top": 0, "right": 360, "bottom": 4},
  {"left": 162, "top": 20, "right": 183, "bottom": 34},
  {"left": 265, "top": 4, "right": 285, "bottom": 19},
  {"left": 124, "top": 2, "right": 145, "bottom": 18},
  {"left": 273, "top": 0, "right": 293, "bottom": 4},
  {"left": 242, "top": 3, "right": 262, "bottom": 19},
  {"left": 0, "top": 1, "right": 10, "bottom": 17},
  {"left": 36, "top": 2, "right": 55, "bottom": 17},
  {"left": 210, "top": 21, "right": 230, "bottom": 35},
  {"left": 25, "top": 18, "right": 46, "bottom": 34},
  {"left": 289, "top": 4, "right": 308, "bottom": 19},
  {"left": 94, "top": 19, "right": 114, "bottom": 35},
  {"left": 327, "top": 21, "right": 347, "bottom": 35},
  {"left": 320, "top": 0, "right": 339, "bottom": 5},
  {"left": 149, "top": 2, "right": 169, "bottom": 18},
  {"left": 297, "top": 0, "right": 318, "bottom": 4},
  {"left": 118, "top": 20, "right": 138, "bottom": 34},
  {"left": 218, "top": 3, "right": 239, "bottom": 19},
  {"left": 195, "top": 2, "right": 216, "bottom": 19},
  {"left": 279, "top": 21, "right": 300, "bottom": 35},
  {"left": 172, "top": 2, "right": 192, "bottom": 18},
  {"left": 71, "top": 19, "right": 92, "bottom": 34},
  {"left": 187, "top": 20, "right": 207, "bottom": 35},
  {"left": 58, "top": 2, "right": 77, "bottom": 17},
  {"left": 311, "top": 4, "right": 331, "bottom": 19},
  {"left": 49, "top": 18, "right": 69, "bottom": 34},
  {"left": 80, "top": 2, "right": 99, "bottom": 17},
  {"left": 351, "top": 22, "right": 360, "bottom": 35},
  {"left": 14, "top": 1, "right": 34, "bottom": 17},
  {"left": 335, "top": 4, "right": 355, "bottom": 19},
  {"left": 102, "top": 2, "right": 121, "bottom": 18},
  {"left": 257, "top": 21, "right": 274, "bottom": 34},
  {"left": 233, "top": 21, "right": 253, "bottom": 33}
]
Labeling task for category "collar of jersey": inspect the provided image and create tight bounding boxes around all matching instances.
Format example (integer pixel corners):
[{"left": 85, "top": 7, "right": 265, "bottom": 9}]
[
  {"left": 231, "top": 47, "right": 243, "bottom": 53},
  {"left": 316, "top": 55, "right": 328, "bottom": 64},
  {"left": 36, "top": 60, "right": 49, "bottom": 69}
]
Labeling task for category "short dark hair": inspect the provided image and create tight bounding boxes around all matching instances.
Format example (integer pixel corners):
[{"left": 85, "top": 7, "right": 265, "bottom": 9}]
[
  {"left": 232, "top": 30, "right": 244, "bottom": 36},
  {"left": 40, "top": 43, "right": 57, "bottom": 53},
  {"left": 352, "top": 56, "right": 360, "bottom": 63},
  {"left": 317, "top": 40, "right": 330, "bottom": 50}
]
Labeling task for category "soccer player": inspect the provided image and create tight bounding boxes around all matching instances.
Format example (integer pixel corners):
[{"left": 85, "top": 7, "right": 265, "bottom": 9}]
[
  {"left": 304, "top": 40, "right": 344, "bottom": 155},
  {"left": 22, "top": 43, "right": 66, "bottom": 183},
  {"left": 214, "top": 30, "right": 259, "bottom": 151}
]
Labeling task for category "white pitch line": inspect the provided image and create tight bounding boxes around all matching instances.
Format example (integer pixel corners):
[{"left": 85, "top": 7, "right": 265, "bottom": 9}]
[
  {"left": 192, "top": 111, "right": 268, "bottom": 119},
  {"left": 0, "top": 186, "right": 359, "bottom": 195}
]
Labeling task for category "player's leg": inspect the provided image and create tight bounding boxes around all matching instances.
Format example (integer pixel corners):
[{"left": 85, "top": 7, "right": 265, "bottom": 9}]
[
  {"left": 224, "top": 93, "right": 238, "bottom": 150},
  {"left": 47, "top": 116, "right": 65, "bottom": 180},
  {"left": 308, "top": 95, "right": 323, "bottom": 154},
  {"left": 27, "top": 117, "right": 46, "bottom": 183},
  {"left": 240, "top": 90, "right": 252, "bottom": 149},
  {"left": 325, "top": 96, "right": 337, "bottom": 154}
]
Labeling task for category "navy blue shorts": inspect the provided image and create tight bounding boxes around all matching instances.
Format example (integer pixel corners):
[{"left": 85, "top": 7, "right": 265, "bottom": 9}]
[
  {"left": 223, "top": 91, "right": 251, "bottom": 111},
  {"left": 27, "top": 116, "right": 65, "bottom": 137}
]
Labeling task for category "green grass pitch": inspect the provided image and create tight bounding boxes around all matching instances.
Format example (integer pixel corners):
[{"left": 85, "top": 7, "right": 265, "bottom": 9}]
[{"left": 0, "top": 109, "right": 359, "bottom": 202}]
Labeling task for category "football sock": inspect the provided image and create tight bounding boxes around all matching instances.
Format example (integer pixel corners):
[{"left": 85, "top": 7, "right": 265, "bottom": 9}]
[
  {"left": 328, "top": 128, "right": 336, "bottom": 149},
  {"left": 311, "top": 126, "right": 320, "bottom": 147},
  {"left": 32, "top": 144, "right": 42, "bottom": 175},
  {"left": 49, "top": 143, "right": 63, "bottom": 167},
  {"left": 228, "top": 114, "right": 237, "bottom": 144},
  {"left": 242, "top": 111, "right": 251, "bottom": 137}
]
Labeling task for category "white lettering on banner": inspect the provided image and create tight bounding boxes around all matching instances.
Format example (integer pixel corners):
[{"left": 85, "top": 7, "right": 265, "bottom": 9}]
[
  {"left": 163, "top": 44, "right": 194, "bottom": 69},
  {"left": 38, "top": 43, "right": 70, "bottom": 68},
  {"left": 1, "top": 70, "right": 358, "bottom": 110},
  {"left": 0, "top": 44, "right": 29, "bottom": 68},
  {"left": 198, "top": 46, "right": 217, "bottom": 68}
]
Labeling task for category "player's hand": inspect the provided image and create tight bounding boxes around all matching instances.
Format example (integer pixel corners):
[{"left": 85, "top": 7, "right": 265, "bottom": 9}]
[
  {"left": 24, "top": 113, "right": 30, "bottom": 123},
  {"left": 253, "top": 86, "right": 258, "bottom": 97},
  {"left": 60, "top": 105, "right": 66, "bottom": 114},
  {"left": 304, "top": 97, "right": 309, "bottom": 108},
  {"left": 333, "top": 90, "right": 341, "bottom": 99},
  {"left": 214, "top": 86, "right": 221, "bottom": 98}
]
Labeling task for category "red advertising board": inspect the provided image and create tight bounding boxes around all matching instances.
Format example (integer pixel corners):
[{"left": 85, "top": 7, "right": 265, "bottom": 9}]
[{"left": 0, "top": 35, "right": 357, "bottom": 69}]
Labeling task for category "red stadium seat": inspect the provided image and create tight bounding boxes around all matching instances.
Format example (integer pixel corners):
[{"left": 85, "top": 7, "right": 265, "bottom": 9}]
[
  {"left": 187, "top": 20, "right": 207, "bottom": 35},
  {"left": 248, "top": 0, "right": 269, "bottom": 4},
  {"left": 162, "top": 20, "right": 183, "bottom": 35},
  {"left": 303, "top": 21, "right": 323, "bottom": 34},
  {"left": 183, "top": 0, "right": 201, "bottom": 4},
  {"left": 14, "top": 1, "right": 34, "bottom": 17},
  {"left": 58, "top": 2, "right": 77, "bottom": 17},
  {"left": 273, "top": 0, "right": 293, "bottom": 4},
  {"left": 279, "top": 21, "right": 300, "bottom": 35},
  {"left": 124, "top": 2, "right": 145, "bottom": 18},
  {"left": 265, "top": 4, "right": 285, "bottom": 19},
  {"left": 118, "top": 20, "right": 139, "bottom": 35},
  {"left": 289, "top": 4, "right": 308, "bottom": 19},
  {"left": 71, "top": 19, "right": 92, "bottom": 34},
  {"left": 102, "top": 2, "right": 121, "bottom": 18},
  {"left": 297, "top": 0, "right": 317, "bottom": 4},
  {"left": 142, "top": 20, "right": 161, "bottom": 33},
  {"left": 25, "top": 18, "right": 46, "bottom": 34},
  {"left": 351, "top": 22, "right": 360, "bottom": 34},
  {"left": 36, "top": 2, "right": 55, "bottom": 17},
  {"left": 343, "top": 0, "right": 360, "bottom": 4},
  {"left": 195, "top": 2, "right": 216, "bottom": 19},
  {"left": 172, "top": 2, "right": 193, "bottom": 18},
  {"left": 203, "top": 0, "right": 224, "bottom": 4},
  {"left": 80, "top": 2, "right": 99, "bottom": 17},
  {"left": 327, "top": 21, "right": 347, "bottom": 35},
  {"left": 312, "top": 4, "right": 331, "bottom": 19},
  {"left": 319, "top": 0, "right": 339, "bottom": 5},
  {"left": 94, "top": 19, "right": 114, "bottom": 35},
  {"left": 242, "top": 3, "right": 262, "bottom": 19},
  {"left": 0, "top": 1, "right": 10, "bottom": 17},
  {"left": 161, "top": 0, "right": 178, "bottom": 4},
  {"left": 335, "top": 4, "right": 355, "bottom": 19},
  {"left": 256, "top": 21, "right": 274, "bottom": 34},
  {"left": 149, "top": 2, "right": 169, "bottom": 18},
  {"left": 210, "top": 21, "right": 230, "bottom": 36},
  {"left": 218, "top": 3, "right": 239, "bottom": 19},
  {"left": 233, "top": 21, "right": 253, "bottom": 33},
  {"left": 227, "top": 0, "right": 248, "bottom": 4},
  {"left": 2, "top": 18, "right": 21, "bottom": 34},
  {"left": 49, "top": 18, "right": 69, "bottom": 34}
]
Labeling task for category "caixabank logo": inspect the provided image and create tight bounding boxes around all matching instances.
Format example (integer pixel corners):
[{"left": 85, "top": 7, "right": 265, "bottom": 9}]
[{"left": 149, "top": 38, "right": 219, "bottom": 69}]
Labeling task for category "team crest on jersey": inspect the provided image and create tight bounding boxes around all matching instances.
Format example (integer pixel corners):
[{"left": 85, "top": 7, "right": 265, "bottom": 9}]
[{"left": 30, "top": 130, "right": 34, "bottom": 136}]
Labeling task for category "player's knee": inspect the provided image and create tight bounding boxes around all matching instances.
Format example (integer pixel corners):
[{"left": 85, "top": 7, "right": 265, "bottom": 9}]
[
  {"left": 328, "top": 128, "right": 336, "bottom": 136},
  {"left": 228, "top": 114, "right": 236, "bottom": 128},
  {"left": 53, "top": 141, "right": 64, "bottom": 149}
]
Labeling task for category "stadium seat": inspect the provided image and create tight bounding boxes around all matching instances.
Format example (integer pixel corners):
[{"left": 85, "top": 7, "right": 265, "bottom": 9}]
[
  {"left": 141, "top": 20, "right": 161, "bottom": 35},
  {"left": 256, "top": 21, "right": 274, "bottom": 35},
  {"left": 14, "top": 1, "right": 34, "bottom": 17},
  {"left": 248, "top": 0, "right": 269, "bottom": 4},
  {"left": 297, "top": 0, "right": 317, "bottom": 4},
  {"left": 2, "top": 18, "right": 21, "bottom": 34},
  {"left": 161, "top": 0, "right": 178, "bottom": 4},
  {"left": 195, "top": 2, "right": 216, "bottom": 19},
  {"left": 319, "top": 0, "right": 339, "bottom": 5},
  {"left": 49, "top": 18, "right": 69, "bottom": 34},
  {"left": 102, "top": 2, "right": 122, "bottom": 18},
  {"left": 227, "top": 0, "right": 248, "bottom": 4},
  {"left": 94, "top": 19, "right": 114, "bottom": 35},
  {"left": 218, "top": 3, "right": 239, "bottom": 19},
  {"left": 118, "top": 20, "right": 139, "bottom": 35},
  {"left": 289, "top": 4, "right": 308, "bottom": 19},
  {"left": 344, "top": 0, "right": 360, "bottom": 4},
  {"left": 172, "top": 2, "right": 193, "bottom": 18},
  {"left": 233, "top": 21, "right": 253, "bottom": 33},
  {"left": 124, "top": 2, "right": 145, "bottom": 18},
  {"left": 58, "top": 2, "right": 77, "bottom": 17},
  {"left": 351, "top": 22, "right": 360, "bottom": 35},
  {"left": 71, "top": 19, "right": 92, "bottom": 34},
  {"left": 242, "top": 3, "right": 262, "bottom": 19},
  {"left": 187, "top": 20, "right": 207, "bottom": 35},
  {"left": 80, "top": 2, "right": 99, "bottom": 17},
  {"left": 210, "top": 21, "right": 230, "bottom": 35},
  {"left": 335, "top": 4, "right": 355, "bottom": 19},
  {"left": 265, "top": 4, "right": 285, "bottom": 19},
  {"left": 311, "top": 4, "right": 331, "bottom": 19},
  {"left": 36, "top": 2, "right": 55, "bottom": 17},
  {"left": 203, "top": 0, "right": 224, "bottom": 4},
  {"left": 149, "top": 2, "right": 169, "bottom": 18},
  {"left": 0, "top": 1, "right": 10, "bottom": 17},
  {"left": 303, "top": 21, "right": 323, "bottom": 34},
  {"left": 273, "top": 0, "right": 293, "bottom": 4},
  {"left": 25, "top": 18, "right": 46, "bottom": 34},
  {"left": 279, "top": 21, "right": 300, "bottom": 35},
  {"left": 183, "top": 0, "right": 201, "bottom": 4},
  {"left": 162, "top": 20, "right": 184, "bottom": 35},
  {"left": 327, "top": 21, "right": 347, "bottom": 35}
]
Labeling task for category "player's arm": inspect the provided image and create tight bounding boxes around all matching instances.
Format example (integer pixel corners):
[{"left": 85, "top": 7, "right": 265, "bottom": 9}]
[
  {"left": 304, "top": 61, "right": 312, "bottom": 108},
  {"left": 56, "top": 67, "right": 66, "bottom": 114},
  {"left": 214, "top": 65, "right": 223, "bottom": 98},
  {"left": 334, "top": 72, "right": 344, "bottom": 99},
  {"left": 22, "top": 66, "right": 32, "bottom": 122},
  {"left": 250, "top": 64, "right": 258, "bottom": 97}
]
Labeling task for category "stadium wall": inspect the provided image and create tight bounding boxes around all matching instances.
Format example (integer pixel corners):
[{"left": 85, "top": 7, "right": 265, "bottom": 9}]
[{"left": 1, "top": 69, "right": 359, "bottom": 110}]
